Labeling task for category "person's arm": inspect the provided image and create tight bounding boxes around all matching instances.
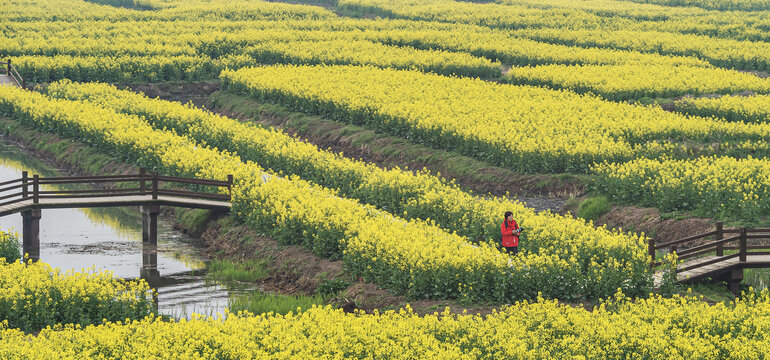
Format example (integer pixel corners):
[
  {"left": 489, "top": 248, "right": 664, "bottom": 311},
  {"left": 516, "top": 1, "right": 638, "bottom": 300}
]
[{"left": 501, "top": 223, "right": 514, "bottom": 236}]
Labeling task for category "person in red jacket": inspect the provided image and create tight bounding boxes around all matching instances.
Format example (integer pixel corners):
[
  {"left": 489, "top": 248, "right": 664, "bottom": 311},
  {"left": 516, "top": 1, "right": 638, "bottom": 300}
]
[{"left": 501, "top": 211, "right": 522, "bottom": 255}]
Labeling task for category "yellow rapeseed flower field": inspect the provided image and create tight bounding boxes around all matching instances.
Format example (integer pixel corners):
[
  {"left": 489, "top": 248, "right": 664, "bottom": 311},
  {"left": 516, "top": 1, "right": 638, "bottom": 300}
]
[
  {"left": 44, "top": 79, "right": 654, "bottom": 299},
  {"left": 593, "top": 156, "right": 770, "bottom": 220},
  {"left": 339, "top": 0, "right": 770, "bottom": 69},
  {"left": 675, "top": 93, "right": 770, "bottom": 124},
  {"left": 0, "top": 85, "right": 651, "bottom": 301},
  {"left": 0, "top": 230, "right": 153, "bottom": 333},
  {"left": 1, "top": 290, "right": 769, "bottom": 359},
  {"left": 506, "top": 64, "right": 770, "bottom": 101},
  {"left": 221, "top": 64, "right": 770, "bottom": 173}
]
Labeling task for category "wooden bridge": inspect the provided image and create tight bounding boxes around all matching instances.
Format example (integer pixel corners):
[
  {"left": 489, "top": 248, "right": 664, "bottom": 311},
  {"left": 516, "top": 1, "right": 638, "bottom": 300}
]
[
  {"left": 650, "top": 222, "right": 770, "bottom": 292},
  {"left": 0, "top": 170, "right": 232, "bottom": 260},
  {"left": 0, "top": 59, "right": 24, "bottom": 88}
]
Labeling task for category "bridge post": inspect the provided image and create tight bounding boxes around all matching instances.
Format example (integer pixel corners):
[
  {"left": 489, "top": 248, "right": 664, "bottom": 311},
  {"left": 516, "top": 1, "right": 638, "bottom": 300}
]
[
  {"left": 5, "top": 59, "right": 10, "bottom": 76},
  {"left": 21, "top": 208, "right": 41, "bottom": 261},
  {"left": 21, "top": 171, "right": 28, "bottom": 199},
  {"left": 141, "top": 204, "right": 160, "bottom": 244},
  {"left": 151, "top": 172, "right": 158, "bottom": 200},
  {"left": 648, "top": 238, "right": 655, "bottom": 268},
  {"left": 715, "top": 222, "right": 723, "bottom": 256},
  {"left": 139, "top": 168, "right": 146, "bottom": 193},
  {"left": 739, "top": 227, "right": 747, "bottom": 263},
  {"left": 32, "top": 174, "right": 39, "bottom": 204},
  {"left": 732, "top": 226, "right": 747, "bottom": 294}
]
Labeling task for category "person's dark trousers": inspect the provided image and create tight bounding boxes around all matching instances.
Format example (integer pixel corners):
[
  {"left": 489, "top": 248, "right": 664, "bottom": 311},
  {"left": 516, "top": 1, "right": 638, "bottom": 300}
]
[{"left": 504, "top": 246, "right": 519, "bottom": 255}]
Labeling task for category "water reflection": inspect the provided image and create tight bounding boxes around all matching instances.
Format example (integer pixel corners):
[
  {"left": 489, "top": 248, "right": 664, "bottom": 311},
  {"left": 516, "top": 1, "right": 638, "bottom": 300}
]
[
  {"left": 138, "top": 242, "right": 232, "bottom": 317},
  {"left": 0, "top": 140, "right": 233, "bottom": 319}
]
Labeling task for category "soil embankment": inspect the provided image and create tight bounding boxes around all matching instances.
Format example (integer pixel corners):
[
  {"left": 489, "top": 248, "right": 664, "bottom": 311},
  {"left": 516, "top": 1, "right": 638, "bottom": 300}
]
[{"left": 599, "top": 206, "right": 713, "bottom": 245}]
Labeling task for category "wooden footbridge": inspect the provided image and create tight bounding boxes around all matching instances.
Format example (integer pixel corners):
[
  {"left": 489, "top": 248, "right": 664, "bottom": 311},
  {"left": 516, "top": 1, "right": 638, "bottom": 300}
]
[
  {"left": 0, "top": 170, "right": 232, "bottom": 260},
  {"left": 650, "top": 222, "right": 770, "bottom": 292},
  {"left": 0, "top": 59, "right": 24, "bottom": 89}
]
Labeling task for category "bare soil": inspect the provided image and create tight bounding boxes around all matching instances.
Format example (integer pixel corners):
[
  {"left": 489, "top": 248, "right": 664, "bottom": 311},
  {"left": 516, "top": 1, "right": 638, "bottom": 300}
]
[
  {"left": 598, "top": 205, "right": 714, "bottom": 245},
  {"left": 123, "top": 81, "right": 219, "bottom": 109}
]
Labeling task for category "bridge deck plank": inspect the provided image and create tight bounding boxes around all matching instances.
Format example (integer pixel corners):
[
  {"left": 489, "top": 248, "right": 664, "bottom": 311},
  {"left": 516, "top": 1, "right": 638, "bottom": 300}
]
[
  {"left": 654, "top": 254, "right": 770, "bottom": 286},
  {"left": 0, "top": 75, "right": 17, "bottom": 87},
  {"left": 675, "top": 255, "right": 770, "bottom": 281}
]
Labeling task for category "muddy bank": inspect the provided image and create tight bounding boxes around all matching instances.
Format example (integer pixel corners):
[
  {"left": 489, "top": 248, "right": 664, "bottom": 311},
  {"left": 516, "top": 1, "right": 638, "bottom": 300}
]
[
  {"left": 599, "top": 206, "right": 714, "bottom": 246},
  {"left": 558, "top": 196, "right": 717, "bottom": 246},
  {"left": 122, "top": 81, "right": 219, "bottom": 109}
]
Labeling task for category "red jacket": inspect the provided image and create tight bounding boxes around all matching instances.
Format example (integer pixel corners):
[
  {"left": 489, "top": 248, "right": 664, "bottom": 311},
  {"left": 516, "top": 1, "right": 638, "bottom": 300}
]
[{"left": 501, "top": 219, "right": 519, "bottom": 247}]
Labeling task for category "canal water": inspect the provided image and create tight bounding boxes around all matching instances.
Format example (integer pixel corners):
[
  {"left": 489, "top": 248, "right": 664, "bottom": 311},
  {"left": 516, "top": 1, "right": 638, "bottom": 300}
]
[{"left": 0, "top": 140, "right": 237, "bottom": 319}]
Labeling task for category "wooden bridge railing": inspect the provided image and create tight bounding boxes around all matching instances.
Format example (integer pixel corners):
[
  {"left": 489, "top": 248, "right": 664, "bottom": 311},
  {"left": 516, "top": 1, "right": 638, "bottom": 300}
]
[
  {"left": 649, "top": 222, "right": 770, "bottom": 273},
  {"left": 0, "top": 58, "right": 25, "bottom": 89},
  {"left": 0, "top": 169, "right": 233, "bottom": 208}
]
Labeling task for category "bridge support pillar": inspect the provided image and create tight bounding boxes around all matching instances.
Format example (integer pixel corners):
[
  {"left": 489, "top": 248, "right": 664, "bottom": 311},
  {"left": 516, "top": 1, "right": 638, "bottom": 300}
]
[
  {"left": 21, "top": 209, "right": 41, "bottom": 262},
  {"left": 140, "top": 242, "right": 160, "bottom": 280},
  {"left": 141, "top": 242, "right": 160, "bottom": 310},
  {"left": 141, "top": 204, "right": 160, "bottom": 245},
  {"left": 719, "top": 268, "right": 744, "bottom": 294}
]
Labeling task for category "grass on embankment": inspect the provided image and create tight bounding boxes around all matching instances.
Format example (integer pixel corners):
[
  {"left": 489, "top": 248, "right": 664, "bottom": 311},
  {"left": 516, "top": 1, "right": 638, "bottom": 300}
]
[
  {"left": 229, "top": 292, "right": 328, "bottom": 315},
  {"left": 173, "top": 209, "right": 336, "bottom": 315},
  {"left": 576, "top": 196, "right": 611, "bottom": 223},
  {"left": 206, "top": 253, "right": 328, "bottom": 316},
  {"left": 207, "top": 258, "right": 270, "bottom": 283},
  {"left": 672, "top": 275, "right": 769, "bottom": 303}
]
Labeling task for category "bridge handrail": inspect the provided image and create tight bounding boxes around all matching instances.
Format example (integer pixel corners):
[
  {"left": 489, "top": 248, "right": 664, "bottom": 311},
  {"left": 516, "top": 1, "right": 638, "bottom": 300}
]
[
  {"left": 0, "top": 180, "right": 27, "bottom": 194},
  {"left": 654, "top": 230, "right": 718, "bottom": 250},
  {"left": 0, "top": 169, "right": 232, "bottom": 208},
  {"left": 677, "top": 252, "right": 741, "bottom": 273},
  {"left": 0, "top": 178, "right": 23, "bottom": 187},
  {"left": 156, "top": 188, "right": 230, "bottom": 201},
  {"left": 675, "top": 234, "right": 741, "bottom": 258},
  {"left": 1, "top": 58, "right": 25, "bottom": 89},
  {"left": 649, "top": 223, "right": 765, "bottom": 272}
]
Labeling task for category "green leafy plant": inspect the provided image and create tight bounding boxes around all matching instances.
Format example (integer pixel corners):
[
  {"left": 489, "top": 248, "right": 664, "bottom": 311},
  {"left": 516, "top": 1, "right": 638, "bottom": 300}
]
[
  {"left": 577, "top": 196, "right": 611, "bottom": 223},
  {"left": 317, "top": 278, "right": 350, "bottom": 297},
  {"left": 0, "top": 231, "right": 20, "bottom": 263}
]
